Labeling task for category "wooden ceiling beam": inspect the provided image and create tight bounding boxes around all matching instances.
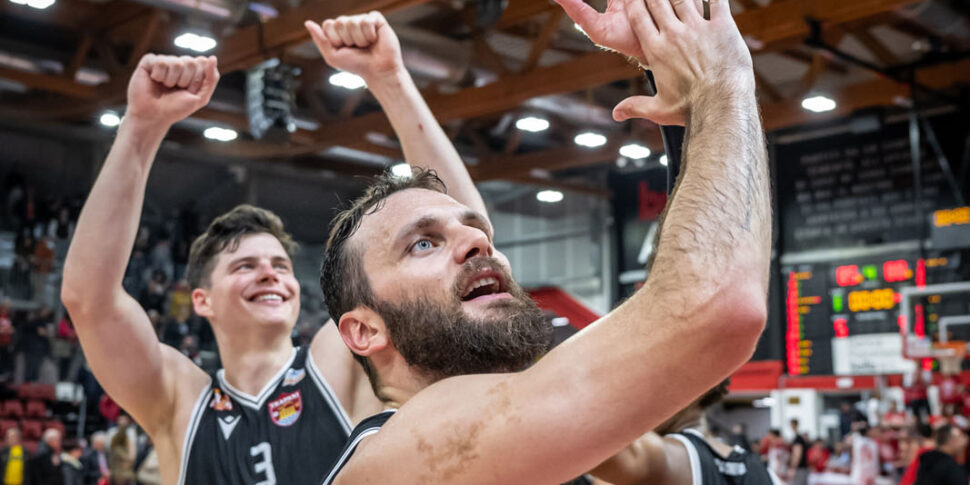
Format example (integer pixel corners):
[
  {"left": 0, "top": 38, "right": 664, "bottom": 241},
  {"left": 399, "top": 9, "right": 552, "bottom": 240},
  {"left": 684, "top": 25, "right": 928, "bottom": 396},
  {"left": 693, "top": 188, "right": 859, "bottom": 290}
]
[
  {"left": 495, "top": 0, "right": 559, "bottom": 29},
  {"left": 0, "top": 67, "right": 98, "bottom": 98},
  {"left": 520, "top": 10, "right": 565, "bottom": 73},
  {"left": 853, "top": 29, "right": 901, "bottom": 66}
]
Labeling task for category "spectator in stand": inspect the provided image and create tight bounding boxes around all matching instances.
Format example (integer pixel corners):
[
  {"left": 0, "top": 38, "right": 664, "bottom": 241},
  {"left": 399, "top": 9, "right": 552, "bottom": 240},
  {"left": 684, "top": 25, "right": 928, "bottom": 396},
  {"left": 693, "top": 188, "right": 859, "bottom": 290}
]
[
  {"left": 931, "top": 403, "right": 969, "bottom": 430},
  {"left": 883, "top": 400, "right": 908, "bottom": 429},
  {"left": 727, "top": 423, "right": 752, "bottom": 453},
  {"left": 19, "top": 308, "right": 52, "bottom": 383},
  {"left": 47, "top": 207, "right": 74, "bottom": 242},
  {"left": 839, "top": 401, "right": 868, "bottom": 439},
  {"left": 107, "top": 415, "right": 134, "bottom": 485},
  {"left": 25, "top": 428, "right": 62, "bottom": 485},
  {"left": 136, "top": 271, "right": 167, "bottom": 315},
  {"left": 29, "top": 237, "right": 54, "bottom": 305},
  {"left": 133, "top": 436, "right": 158, "bottom": 485},
  {"left": 826, "top": 441, "right": 851, "bottom": 474},
  {"left": 178, "top": 335, "right": 201, "bottom": 367},
  {"left": 80, "top": 432, "right": 108, "bottom": 485},
  {"left": 60, "top": 438, "right": 84, "bottom": 485},
  {"left": 806, "top": 439, "right": 829, "bottom": 474},
  {"left": 939, "top": 371, "right": 961, "bottom": 409},
  {"left": 0, "top": 300, "right": 14, "bottom": 379},
  {"left": 850, "top": 423, "right": 880, "bottom": 485},
  {"left": 914, "top": 424, "right": 969, "bottom": 485},
  {"left": 905, "top": 370, "right": 931, "bottom": 424},
  {"left": 1, "top": 428, "right": 26, "bottom": 485},
  {"left": 901, "top": 424, "right": 937, "bottom": 485},
  {"left": 53, "top": 313, "right": 79, "bottom": 381},
  {"left": 787, "top": 419, "right": 809, "bottom": 485},
  {"left": 165, "top": 280, "right": 191, "bottom": 321},
  {"left": 762, "top": 429, "right": 788, "bottom": 479}
]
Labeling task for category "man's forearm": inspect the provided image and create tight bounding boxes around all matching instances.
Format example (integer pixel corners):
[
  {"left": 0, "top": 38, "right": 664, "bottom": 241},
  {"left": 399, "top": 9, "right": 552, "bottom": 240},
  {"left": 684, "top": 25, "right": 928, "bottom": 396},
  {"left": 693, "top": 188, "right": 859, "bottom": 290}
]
[
  {"left": 367, "top": 69, "right": 488, "bottom": 218},
  {"left": 63, "top": 119, "right": 168, "bottom": 304},
  {"left": 647, "top": 81, "right": 770, "bottom": 313}
]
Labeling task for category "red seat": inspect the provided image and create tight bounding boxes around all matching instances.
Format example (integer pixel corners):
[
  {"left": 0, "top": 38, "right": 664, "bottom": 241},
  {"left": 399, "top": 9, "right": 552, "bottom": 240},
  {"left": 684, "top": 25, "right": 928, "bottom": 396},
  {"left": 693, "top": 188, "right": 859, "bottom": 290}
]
[
  {"left": 20, "top": 420, "right": 42, "bottom": 440},
  {"left": 24, "top": 400, "right": 46, "bottom": 418},
  {"left": 42, "top": 420, "right": 64, "bottom": 436},
  {"left": 3, "top": 400, "right": 23, "bottom": 418},
  {"left": 16, "top": 384, "right": 55, "bottom": 401},
  {"left": 0, "top": 420, "right": 18, "bottom": 436}
]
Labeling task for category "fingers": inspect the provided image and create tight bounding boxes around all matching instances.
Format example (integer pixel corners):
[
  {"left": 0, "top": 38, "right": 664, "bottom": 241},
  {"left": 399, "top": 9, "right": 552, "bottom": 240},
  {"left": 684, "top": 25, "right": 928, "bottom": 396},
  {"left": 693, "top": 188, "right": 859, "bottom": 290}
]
[
  {"left": 305, "top": 20, "right": 337, "bottom": 58},
  {"left": 140, "top": 54, "right": 218, "bottom": 94},
  {"left": 176, "top": 56, "right": 197, "bottom": 89},
  {"left": 644, "top": 0, "right": 679, "bottom": 32},
  {"left": 624, "top": 0, "right": 659, "bottom": 45},
  {"left": 197, "top": 56, "right": 220, "bottom": 99},
  {"left": 708, "top": 0, "right": 730, "bottom": 20},
  {"left": 322, "top": 19, "right": 341, "bottom": 48},
  {"left": 613, "top": 94, "right": 660, "bottom": 122},
  {"left": 553, "top": 0, "right": 602, "bottom": 36},
  {"left": 669, "top": 0, "right": 700, "bottom": 23}
]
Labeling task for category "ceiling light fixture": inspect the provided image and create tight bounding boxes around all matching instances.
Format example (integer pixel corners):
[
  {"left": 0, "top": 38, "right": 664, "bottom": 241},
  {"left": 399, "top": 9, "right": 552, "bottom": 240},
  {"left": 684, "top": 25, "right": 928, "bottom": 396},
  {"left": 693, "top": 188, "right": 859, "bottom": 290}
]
[
  {"left": 391, "top": 163, "right": 412, "bottom": 178},
  {"left": 99, "top": 111, "right": 121, "bottom": 127},
  {"left": 536, "top": 190, "right": 564, "bottom": 203},
  {"left": 329, "top": 71, "right": 366, "bottom": 90},
  {"left": 203, "top": 126, "right": 238, "bottom": 142},
  {"left": 515, "top": 116, "right": 550, "bottom": 133},
  {"left": 619, "top": 143, "right": 650, "bottom": 160},
  {"left": 574, "top": 131, "right": 606, "bottom": 148},
  {"left": 174, "top": 32, "right": 218, "bottom": 53},
  {"left": 659, "top": 154, "right": 668, "bottom": 166},
  {"left": 801, "top": 95, "right": 837, "bottom": 113}
]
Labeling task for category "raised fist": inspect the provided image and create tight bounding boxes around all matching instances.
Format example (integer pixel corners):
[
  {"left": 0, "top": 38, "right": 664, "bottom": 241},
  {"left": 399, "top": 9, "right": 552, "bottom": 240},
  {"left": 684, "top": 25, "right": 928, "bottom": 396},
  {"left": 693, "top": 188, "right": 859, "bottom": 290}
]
[
  {"left": 125, "top": 54, "right": 220, "bottom": 128},
  {"left": 304, "top": 11, "right": 404, "bottom": 83}
]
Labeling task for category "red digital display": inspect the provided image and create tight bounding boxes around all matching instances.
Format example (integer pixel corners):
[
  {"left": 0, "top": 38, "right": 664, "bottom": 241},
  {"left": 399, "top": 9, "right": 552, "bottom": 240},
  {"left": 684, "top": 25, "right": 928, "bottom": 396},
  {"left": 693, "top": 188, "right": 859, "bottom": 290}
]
[
  {"left": 883, "top": 260, "right": 910, "bottom": 282},
  {"left": 833, "top": 318, "right": 849, "bottom": 338},
  {"left": 836, "top": 265, "right": 863, "bottom": 287}
]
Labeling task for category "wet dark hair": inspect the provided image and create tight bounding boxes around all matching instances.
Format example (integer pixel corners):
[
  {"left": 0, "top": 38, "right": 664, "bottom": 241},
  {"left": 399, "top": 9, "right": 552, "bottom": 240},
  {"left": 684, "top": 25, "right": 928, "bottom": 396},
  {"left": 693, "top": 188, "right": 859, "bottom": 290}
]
[
  {"left": 936, "top": 423, "right": 958, "bottom": 447},
  {"left": 185, "top": 205, "right": 297, "bottom": 289},
  {"left": 320, "top": 167, "right": 447, "bottom": 389}
]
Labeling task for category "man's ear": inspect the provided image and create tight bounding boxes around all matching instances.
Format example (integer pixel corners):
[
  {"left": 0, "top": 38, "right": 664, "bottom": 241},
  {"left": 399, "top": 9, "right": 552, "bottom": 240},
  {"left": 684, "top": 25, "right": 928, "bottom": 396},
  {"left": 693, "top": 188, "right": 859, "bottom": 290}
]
[
  {"left": 337, "top": 307, "right": 389, "bottom": 358},
  {"left": 192, "top": 288, "right": 213, "bottom": 319}
]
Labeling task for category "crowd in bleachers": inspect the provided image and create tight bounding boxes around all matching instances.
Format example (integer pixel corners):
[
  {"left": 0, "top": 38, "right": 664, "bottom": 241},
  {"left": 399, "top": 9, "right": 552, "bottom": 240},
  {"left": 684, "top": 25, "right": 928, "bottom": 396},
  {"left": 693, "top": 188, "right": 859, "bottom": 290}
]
[{"left": 755, "top": 372, "right": 970, "bottom": 485}]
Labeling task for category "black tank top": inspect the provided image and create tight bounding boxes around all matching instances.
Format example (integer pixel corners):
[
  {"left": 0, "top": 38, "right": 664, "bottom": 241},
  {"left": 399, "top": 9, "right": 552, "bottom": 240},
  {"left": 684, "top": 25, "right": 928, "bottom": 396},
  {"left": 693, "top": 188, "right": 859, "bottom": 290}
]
[
  {"left": 179, "top": 346, "right": 352, "bottom": 484},
  {"left": 322, "top": 410, "right": 396, "bottom": 484},
  {"left": 670, "top": 429, "right": 778, "bottom": 485}
]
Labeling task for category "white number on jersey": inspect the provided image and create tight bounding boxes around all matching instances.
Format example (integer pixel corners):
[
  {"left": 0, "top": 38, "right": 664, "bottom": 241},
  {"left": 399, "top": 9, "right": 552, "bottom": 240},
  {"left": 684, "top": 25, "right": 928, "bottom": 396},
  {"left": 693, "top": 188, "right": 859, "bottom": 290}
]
[{"left": 250, "top": 442, "right": 277, "bottom": 485}]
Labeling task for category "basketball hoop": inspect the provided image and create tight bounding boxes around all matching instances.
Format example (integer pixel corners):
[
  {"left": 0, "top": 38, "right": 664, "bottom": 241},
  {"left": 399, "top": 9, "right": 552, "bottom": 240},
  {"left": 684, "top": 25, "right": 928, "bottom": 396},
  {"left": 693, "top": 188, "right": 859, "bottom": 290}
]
[{"left": 935, "top": 341, "right": 966, "bottom": 375}]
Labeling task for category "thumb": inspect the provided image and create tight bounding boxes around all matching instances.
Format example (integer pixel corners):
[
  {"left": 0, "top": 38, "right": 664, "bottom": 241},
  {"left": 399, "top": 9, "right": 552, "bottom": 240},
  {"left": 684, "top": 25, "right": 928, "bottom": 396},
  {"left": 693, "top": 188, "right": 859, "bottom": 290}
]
[{"left": 613, "top": 95, "right": 661, "bottom": 122}]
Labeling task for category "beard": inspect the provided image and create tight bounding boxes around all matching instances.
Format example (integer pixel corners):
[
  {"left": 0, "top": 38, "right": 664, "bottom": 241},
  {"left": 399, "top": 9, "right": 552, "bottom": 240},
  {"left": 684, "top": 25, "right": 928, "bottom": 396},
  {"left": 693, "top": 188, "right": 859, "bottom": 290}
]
[{"left": 371, "top": 259, "right": 551, "bottom": 380}]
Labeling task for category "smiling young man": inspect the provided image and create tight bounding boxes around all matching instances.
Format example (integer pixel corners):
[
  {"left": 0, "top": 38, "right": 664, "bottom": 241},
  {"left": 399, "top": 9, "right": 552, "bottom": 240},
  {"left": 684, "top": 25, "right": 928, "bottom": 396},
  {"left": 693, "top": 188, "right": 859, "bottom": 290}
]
[
  {"left": 306, "top": 0, "right": 774, "bottom": 482},
  {"left": 61, "top": 55, "right": 382, "bottom": 484}
]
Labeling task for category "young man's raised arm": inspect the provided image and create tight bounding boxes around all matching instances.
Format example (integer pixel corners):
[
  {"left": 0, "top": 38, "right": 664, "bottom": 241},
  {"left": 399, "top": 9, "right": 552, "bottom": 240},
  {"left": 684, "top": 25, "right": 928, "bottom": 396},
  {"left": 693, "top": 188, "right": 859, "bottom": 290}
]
[
  {"left": 335, "top": 0, "right": 771, "bottom": 483},
  {"left": 61, "top": 55, "right": 219, "bottom": 434},
  {"left": 305, "top": 12, "right": 487, "bottom": 219}
]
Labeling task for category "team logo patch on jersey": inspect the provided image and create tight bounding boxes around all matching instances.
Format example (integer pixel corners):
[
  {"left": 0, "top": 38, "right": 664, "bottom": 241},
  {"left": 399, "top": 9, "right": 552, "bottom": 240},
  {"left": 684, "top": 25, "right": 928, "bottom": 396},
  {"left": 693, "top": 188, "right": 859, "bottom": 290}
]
[
  {"left": 283, "top": 368, "right": 306, "bottom": 387},
  {"left": 268, "top": 390, "right": 302, "bottom": 427},
  {"left": 209, "top": 388, "right": 233, "bottom": 411}
]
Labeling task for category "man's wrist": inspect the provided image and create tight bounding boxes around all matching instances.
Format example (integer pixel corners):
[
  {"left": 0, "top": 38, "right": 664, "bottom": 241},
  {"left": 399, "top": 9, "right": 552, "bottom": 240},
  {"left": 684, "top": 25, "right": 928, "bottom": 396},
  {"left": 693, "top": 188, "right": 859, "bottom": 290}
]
[
  {"left": 365, "top": 66, "right": 415, "bottom": 100},
  {"left": 117, "top": 116, "right": 169, "bottom": 155}
]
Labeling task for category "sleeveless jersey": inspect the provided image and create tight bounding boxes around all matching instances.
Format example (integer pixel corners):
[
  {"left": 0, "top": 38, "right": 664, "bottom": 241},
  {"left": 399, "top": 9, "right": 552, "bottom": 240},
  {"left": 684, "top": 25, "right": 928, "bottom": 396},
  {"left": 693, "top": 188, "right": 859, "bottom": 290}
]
[
  {"left": 669, "top": 429, "right": 779, "bottom": 485},
  {"left": 180, "top": 346, "right": 352, "bottom": 484},
  {"left": 322, "top": 410, "right": 396, "bottom": 485}
]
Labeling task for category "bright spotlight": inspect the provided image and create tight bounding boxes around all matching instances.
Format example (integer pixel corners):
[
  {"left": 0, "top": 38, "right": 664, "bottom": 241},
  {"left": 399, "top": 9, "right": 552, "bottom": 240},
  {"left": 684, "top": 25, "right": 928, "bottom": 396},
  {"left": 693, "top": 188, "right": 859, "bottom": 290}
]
[
  {"left": 659, "top": 154, "right": 668, "bottom": 166},
  {"left": 203, "top": 126, "right": 238, "bottom": 142},
  {"left": 174, "top": 32, "right": 217, "bottom": 53},
  {"left": 329, "top": 71, "right": 366, "bottom": 90},
  {"left": 801, "top": 95, "right": 836, "bottom": 113},
  {"left": 574, "top": 131, "right": 606, "bottom": 148},
  {"left": 536, "top": 190, "right": 564, "bottom": 203},
  {"left": 619, "top": 143, "right": 651, "bottom": 160},
  {"left": 99, "top": 111, "right": 121, "bottom": 127},
  {"left": 515, "top": 116, "right": 550, "bottom": 133},
  {"left": 391, "top": 163, "right": 412, "bottom": 178}
]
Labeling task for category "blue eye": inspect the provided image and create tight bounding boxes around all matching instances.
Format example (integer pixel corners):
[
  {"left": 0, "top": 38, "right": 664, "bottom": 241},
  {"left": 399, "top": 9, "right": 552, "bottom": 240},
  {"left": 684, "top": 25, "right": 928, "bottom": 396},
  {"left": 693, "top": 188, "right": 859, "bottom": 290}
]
[{"left": 413, "top": 239, "right": 434, "bottom": 252}]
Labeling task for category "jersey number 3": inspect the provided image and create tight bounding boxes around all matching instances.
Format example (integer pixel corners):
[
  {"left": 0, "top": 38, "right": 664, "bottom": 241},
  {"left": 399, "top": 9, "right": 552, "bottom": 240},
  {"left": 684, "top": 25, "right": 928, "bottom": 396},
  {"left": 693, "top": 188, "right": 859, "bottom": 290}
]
[{"left": 250, "top": 442, "right": 277, "bottom": 485}]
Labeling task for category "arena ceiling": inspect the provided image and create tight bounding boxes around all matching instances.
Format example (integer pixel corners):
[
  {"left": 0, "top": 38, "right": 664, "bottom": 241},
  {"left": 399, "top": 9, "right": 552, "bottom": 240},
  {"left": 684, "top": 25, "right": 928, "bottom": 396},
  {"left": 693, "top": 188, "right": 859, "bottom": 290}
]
[{"left": 0, "top": 0, "right": 969, "bottom": 197}]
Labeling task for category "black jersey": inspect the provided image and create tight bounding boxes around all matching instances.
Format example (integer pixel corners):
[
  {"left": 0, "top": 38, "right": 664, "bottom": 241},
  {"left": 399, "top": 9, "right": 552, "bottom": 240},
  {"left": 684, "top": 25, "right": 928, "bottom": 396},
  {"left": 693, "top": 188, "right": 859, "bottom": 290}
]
[
  {"left": 669, "top": 429, "right": 780, "bottom": 485},
  {"left": 322, "top": 410, "right": 396, "bottom": 485},
  {"left": 179, "top": 346, "right": 352, "bottom": 485}
]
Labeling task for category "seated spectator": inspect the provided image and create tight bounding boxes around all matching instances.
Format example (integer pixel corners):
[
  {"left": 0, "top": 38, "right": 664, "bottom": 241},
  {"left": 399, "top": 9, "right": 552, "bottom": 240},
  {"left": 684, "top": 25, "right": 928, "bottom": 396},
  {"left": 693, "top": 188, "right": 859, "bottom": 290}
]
[
  {"left": 1, "top": 428, "right": 26, "bottom": 485},
  {"left": 80, "top": 432, "right": 108, "bottom": 485},
  {"left": 25, "top": 428, "right": 62, "bottom": 485},
  {"left": 806, "top": 439, "right": 829, "bottom": 473},
  {"left": 839, "top": 401, "right": 868, "bottom": 439},
  {"left": 60, "top": 438, "right": 83, "bottom": 485},
  {"left": 826, "top": 441, "right": 851, "bottom": 474},
  {"left": 883, "top": 400, "right": 908, "bottom": 429},
  {"left": 914, "top": 424, "right": 969, "bottom": 485},
  {"left": 107, "top": 416, "right": 134, "bottom": 485}
]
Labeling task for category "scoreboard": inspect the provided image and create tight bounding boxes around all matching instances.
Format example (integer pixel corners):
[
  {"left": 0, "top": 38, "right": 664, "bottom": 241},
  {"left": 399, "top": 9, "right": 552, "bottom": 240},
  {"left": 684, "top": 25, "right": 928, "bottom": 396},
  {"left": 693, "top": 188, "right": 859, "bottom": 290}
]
[{"left": 783, "top": 252, "right": 966, "bottom": 376}]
